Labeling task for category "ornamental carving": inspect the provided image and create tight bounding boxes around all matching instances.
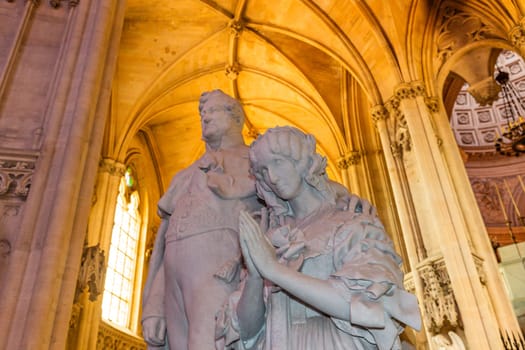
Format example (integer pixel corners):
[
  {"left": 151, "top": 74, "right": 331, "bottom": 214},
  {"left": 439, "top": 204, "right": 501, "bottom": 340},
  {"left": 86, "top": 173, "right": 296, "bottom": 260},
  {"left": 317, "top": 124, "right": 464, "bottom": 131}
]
[
  {"left": 436, "top": 7, "right": 498, "bottom": 66},
  {"left": 99, "top": 158, "right": 126, "bottom": 177},
  {"left": 370, "top": 105, "right": 389, "bottom": 124},
  {"left": 509, "top": 17, "right": 525, "bottom": 48},
  {"left": 77, "top": 244, "right": 106, "bottom": 302},
  {"left": 337, "top": 151, "right": 361, "bottom": 169},
  {"left": 466, "top": 77, "right": 501, "bottom": 106},
  {"left": 225, "top": 63, "right": 240, "bottom": 80},
  {"left": 0, "top": 151, "right": 38, "bottom": 200},
  {"left": 417, "top": 257, "right": 462, "bottom": 334},
  {"left": 97, "top": 322, "right": 146, "bottom": 350},
  {"left": 229, "top": 19, "right": 244, "bottom": 37}
]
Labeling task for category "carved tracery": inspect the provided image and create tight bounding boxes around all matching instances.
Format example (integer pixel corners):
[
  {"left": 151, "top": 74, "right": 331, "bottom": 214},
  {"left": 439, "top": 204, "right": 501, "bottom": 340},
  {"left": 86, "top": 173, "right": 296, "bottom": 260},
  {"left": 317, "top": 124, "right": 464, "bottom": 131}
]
[{"left": 418, "top": 257, "right": 463, "bottom": 334}]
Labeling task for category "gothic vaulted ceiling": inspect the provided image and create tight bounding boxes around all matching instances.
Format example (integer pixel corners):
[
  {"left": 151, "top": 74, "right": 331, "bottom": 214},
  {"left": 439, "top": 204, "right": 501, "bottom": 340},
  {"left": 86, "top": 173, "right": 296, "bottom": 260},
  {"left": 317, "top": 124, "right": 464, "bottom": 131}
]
[
  {"left": 108, "top": 0, "right": 522, "bottom": 190},
  {"left": 108, "top": 0, "right": 422, "bottom": 189}
]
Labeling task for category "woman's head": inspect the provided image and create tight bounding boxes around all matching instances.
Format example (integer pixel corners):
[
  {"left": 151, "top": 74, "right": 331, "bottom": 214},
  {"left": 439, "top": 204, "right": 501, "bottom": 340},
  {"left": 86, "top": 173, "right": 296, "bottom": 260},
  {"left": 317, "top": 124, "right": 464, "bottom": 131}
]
[{"left": 249, "top": 126, "right": 335, "bottom": 215}]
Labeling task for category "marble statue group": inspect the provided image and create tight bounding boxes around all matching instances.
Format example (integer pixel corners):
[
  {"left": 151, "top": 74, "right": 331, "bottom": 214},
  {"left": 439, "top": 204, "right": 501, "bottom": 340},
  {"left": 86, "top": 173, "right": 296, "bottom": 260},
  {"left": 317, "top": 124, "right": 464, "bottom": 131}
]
[{"left": 142, "top": 89, "right": 421, "bottom": 350}]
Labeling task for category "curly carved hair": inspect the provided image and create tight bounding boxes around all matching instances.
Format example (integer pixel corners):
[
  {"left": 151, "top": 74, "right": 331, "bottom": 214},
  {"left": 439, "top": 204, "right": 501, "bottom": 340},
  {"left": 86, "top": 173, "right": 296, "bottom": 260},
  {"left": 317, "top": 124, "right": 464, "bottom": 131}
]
[{"left": 249, "top": 126, "right": 336, "bottom": 219}]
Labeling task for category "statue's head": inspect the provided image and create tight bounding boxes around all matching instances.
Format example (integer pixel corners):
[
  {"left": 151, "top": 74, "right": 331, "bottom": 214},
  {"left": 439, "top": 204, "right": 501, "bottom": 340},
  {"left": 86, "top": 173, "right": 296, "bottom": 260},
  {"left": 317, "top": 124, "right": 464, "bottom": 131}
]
[
  {"left": 198, "top": 89, "right": 245, "bottom": 146},
  {"left": 249, "top": 126, "right": 334, "bottom": 216}
]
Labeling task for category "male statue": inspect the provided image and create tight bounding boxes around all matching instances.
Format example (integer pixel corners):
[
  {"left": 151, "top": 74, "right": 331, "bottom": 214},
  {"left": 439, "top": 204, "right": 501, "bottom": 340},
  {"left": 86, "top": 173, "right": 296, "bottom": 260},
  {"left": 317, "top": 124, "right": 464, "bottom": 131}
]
[{"left": 141, "top": 90, "right": 260, "bottom": 350}]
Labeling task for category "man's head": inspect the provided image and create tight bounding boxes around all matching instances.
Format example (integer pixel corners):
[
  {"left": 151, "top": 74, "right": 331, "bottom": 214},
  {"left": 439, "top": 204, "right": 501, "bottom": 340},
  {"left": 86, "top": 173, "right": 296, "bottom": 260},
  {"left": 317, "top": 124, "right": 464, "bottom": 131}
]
[{"left": 198, "top": 90, "right": 245, "bottom": 147}]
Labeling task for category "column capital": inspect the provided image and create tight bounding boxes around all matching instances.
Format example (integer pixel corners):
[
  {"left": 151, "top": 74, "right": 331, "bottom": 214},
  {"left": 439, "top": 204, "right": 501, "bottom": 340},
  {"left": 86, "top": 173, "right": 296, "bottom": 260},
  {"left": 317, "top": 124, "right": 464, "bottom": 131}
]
[
  {"left": 337, "top": 151, "right": 361, "bottom": 170},
  {"left": 0, "top": 149, "right": 38, "bottom": 200},
  {"left": 98, "top": 158, "right": 126, "bottom": 177}
]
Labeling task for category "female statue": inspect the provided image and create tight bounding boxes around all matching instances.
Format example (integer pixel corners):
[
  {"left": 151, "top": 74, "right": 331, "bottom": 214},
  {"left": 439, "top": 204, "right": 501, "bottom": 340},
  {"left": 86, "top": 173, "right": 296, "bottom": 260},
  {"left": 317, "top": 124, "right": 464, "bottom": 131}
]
[{"left": 216, "top": 126, "right": 420, "bottom": 350}]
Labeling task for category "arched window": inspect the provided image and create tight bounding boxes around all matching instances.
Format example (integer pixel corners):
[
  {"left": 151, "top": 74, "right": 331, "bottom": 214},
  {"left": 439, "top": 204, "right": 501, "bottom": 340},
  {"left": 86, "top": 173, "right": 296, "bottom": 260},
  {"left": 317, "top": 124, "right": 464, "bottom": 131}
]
[{"left": 102, "top": 168, "right": 142, "bottom": 329}]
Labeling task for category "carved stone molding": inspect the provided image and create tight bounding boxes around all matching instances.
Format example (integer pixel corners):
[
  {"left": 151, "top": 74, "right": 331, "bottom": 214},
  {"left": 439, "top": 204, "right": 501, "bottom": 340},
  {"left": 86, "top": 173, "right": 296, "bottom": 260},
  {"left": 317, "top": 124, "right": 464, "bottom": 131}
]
[
  {"left": 97, "top": 321, "right": 146, "bottom": 350},
  {"left": 99, "top": 158, "right": 126, "bottom": 177},
  {"left": 425, "top": 96, "right": 440, "bottom": 114},
  {"left": 228, "top": 19, "right": 244, "bottom": 37},
  {"left": 77, "top": 244, "right": 106, "bottom": 302},
  {"left": 509, "top": 17, "right": 525, "bottom": 49},
  {"left": 0, "top": 149, "right": 38, "bottom": 200},
  {"left": 394, "top": 81, "right": 426, "bottom": 101},
  {"left": 337, "top": 151, "right": 361, "bottom": 169},
  {"left": 225, "top": 63, "right": 240, "bottom": 80},
  {"left": 417, "top": 256, "right": 462, "bottom": 334},
  {"left": 436, "top": 6, "right": 498, "bottom": 66},
  {"left": 404, "top": 272, "right": 416, "bottom": 294},
  {"left": 370, "top": 105, "right": 389, "bottom": 124}
]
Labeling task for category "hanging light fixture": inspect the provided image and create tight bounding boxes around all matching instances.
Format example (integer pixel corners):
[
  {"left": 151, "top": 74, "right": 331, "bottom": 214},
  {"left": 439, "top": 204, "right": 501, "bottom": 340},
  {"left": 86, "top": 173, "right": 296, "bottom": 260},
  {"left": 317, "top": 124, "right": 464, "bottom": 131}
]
[{"left": 494, "top": 69, "right": 525, "bottom": 156}]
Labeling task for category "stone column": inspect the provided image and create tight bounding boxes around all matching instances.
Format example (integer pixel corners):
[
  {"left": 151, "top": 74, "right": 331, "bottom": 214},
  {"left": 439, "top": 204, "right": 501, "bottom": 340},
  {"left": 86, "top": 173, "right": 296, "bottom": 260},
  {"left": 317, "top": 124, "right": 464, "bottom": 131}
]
[
  {"left": 375, "top": 81, "right": 520, "bottom": 349},
  {"left": 0, "top": 1, "right": 127, "bottom": 349},
  {"left": 67, "top": 159, "right": 126, "bottom": 350}
]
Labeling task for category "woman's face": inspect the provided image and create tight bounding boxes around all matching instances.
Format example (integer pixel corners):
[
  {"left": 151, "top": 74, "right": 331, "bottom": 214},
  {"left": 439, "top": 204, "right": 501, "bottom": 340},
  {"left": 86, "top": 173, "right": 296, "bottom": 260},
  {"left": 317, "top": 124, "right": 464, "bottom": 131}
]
[{"left": 255, "top": 148, "right": 305, "bottom": 201}]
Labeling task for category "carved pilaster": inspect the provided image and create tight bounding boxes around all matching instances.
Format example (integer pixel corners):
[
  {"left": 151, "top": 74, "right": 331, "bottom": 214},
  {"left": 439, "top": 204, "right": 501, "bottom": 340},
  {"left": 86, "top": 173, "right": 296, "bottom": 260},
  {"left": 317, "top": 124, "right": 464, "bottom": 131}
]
[
  {"left": 337, "top": 151, "right": 361, "bottom": 169},
  {"left": 417, "top": 256, "right": 462, "bottom": 334},
  {"left": 0, "top": 150, "right": 38, "bottom": 200},
  {"left": 77, "top": 244, "right": 106, "bottom": 302}
]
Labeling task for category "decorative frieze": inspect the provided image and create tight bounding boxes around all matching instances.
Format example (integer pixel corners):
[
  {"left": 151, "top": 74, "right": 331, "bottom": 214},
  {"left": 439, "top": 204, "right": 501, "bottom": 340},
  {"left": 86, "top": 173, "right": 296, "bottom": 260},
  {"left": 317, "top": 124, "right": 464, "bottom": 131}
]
[
  {"left": 0, "top": 150, "right": 38, "bottom": 200},
  {"left": 77, "top": 244, "right": 106, "bottom": 302},
  {"left": 417, "top": 256, "right": 462, "bottom": 334},
  {"left": 97, "top": 321, "right": 146, "bottom": 350}
]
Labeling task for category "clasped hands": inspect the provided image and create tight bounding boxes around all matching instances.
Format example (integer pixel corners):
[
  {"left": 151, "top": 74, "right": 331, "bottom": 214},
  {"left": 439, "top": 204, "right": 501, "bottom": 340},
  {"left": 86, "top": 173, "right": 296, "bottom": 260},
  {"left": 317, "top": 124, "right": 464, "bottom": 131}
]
[{"left": 239, "top": 210, "right": 279, "bottom": 280}]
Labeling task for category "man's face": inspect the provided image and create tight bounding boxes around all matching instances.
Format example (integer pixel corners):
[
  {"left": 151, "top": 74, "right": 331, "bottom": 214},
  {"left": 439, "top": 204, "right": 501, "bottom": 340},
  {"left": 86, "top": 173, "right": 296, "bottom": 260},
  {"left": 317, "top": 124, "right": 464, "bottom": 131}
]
[{"left": 200, "top": 102, "right": 234, "bottom": 143}]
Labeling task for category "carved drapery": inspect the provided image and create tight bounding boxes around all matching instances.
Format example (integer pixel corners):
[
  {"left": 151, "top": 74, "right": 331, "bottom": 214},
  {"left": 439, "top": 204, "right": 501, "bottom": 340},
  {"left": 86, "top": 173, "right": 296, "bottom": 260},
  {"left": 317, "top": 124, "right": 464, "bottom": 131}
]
[
  {"left": 97, "top": 322, "right": 146, "bottom": 350},
  {"left": 418, "top": 256, "right": 462, "bottom": 334},
  {"left": 0, "top": 150, "right": 38, "bottom": 200}
]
